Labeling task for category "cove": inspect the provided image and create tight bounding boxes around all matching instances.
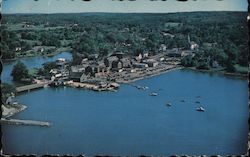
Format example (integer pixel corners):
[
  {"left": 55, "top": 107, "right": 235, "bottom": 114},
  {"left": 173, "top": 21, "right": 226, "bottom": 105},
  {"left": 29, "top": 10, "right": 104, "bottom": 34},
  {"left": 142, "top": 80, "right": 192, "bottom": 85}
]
[{"left": 2, "top": 69, "right": 248, "bottom": 156}]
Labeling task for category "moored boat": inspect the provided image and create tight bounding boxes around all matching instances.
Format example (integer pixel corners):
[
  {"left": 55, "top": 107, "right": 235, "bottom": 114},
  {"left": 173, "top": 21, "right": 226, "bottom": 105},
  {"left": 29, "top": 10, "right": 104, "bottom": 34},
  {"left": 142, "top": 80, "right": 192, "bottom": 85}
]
[
  {"left": 150, "top": 92, "right": 158, "bottom": 96},
  {"left": 196, "top": 107, "right": 205, "bottom": 112},
  {"left": 166, "top": 102, "right": 172, "bottom": 106}
]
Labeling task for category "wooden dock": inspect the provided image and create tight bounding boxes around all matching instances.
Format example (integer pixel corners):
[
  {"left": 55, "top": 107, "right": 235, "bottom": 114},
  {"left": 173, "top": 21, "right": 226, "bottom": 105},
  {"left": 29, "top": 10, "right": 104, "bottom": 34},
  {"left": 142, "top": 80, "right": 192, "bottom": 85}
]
[
  {"left": 0, "top": 118, "right": 51, "bottom": 127},
  {"left": 16, "top": 81, "right": 51, "bottom": 93}
]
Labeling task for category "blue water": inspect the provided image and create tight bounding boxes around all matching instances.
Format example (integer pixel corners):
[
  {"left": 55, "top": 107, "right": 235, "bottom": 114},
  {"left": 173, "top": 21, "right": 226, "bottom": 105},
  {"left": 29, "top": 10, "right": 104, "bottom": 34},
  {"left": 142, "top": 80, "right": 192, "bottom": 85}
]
[
  {"left": 2, "top": 69, "right": 248, "bottom": 156},
  {"left": 1, "top": 52, "right": 72, "bottom": 83}
]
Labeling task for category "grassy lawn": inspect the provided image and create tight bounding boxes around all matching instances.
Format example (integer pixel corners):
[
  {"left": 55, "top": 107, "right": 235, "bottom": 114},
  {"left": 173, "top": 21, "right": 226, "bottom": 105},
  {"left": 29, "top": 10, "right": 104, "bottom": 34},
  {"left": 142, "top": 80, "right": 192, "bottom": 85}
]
[{"left": 234, "top": 64, "right": 249, "bottom": 74}]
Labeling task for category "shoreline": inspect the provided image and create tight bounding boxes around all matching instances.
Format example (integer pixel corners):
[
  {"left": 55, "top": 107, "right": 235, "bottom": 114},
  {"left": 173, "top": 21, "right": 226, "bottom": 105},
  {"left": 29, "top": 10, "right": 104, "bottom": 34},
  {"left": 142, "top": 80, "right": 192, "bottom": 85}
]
[
  {"left": 186, "top": 67, "right": 248, "bottom": 79},
  {"left": 2, "top": 47, "right": 72, "bottom": 62},
  {"left": 2, "top": 104, "right": 27, "bottom": 118},
  {"left": 117, "top": 66, "right": 183, "bottom": 84},
  {"left": 66, "top": 82, "right": 118, "bottom": 92}
]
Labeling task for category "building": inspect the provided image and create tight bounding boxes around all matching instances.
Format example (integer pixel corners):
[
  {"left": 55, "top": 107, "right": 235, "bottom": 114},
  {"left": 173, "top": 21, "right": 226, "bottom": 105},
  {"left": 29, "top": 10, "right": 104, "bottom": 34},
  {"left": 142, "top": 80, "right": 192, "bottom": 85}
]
[
  {"left": 104, "top": 56, "right": 119, "bottom": 68},
  {"left": 111, "top": 60, "right": 123, "bottom": 71},
  {"left": 143, "top": 59, "right": 159, "bottom": 67},
  {"left": 70, "top": 72, "right": 86, "bottom": 82},
  {"left": 111, "top": 51, "right": 124, "bottom": 59},
  {"left": 120, "top": 58, "right": 132, "bottom": 68},
  {"left": 182, "top": 50, "right": 196, "bottom": 58},
  {"left": 203, "top": 42, "right": 218, "bottom": 49},
  {"left": 167, "top": 48, "right": 183, "bottom": 57},
  {"left": 55, "top": 58, "right": 69, "bottom": 70},
  {"left": 188, "top": 35, "right": 199, "bottom": 50},
  {"left": 133, "top": 62, "right": 148, "bottom": 68},
  {"left": 88, "top": 54, "right": 99, "bottom": 60},
  {"left": 159, "top": 44, "right": 167, "bottom": 52}
]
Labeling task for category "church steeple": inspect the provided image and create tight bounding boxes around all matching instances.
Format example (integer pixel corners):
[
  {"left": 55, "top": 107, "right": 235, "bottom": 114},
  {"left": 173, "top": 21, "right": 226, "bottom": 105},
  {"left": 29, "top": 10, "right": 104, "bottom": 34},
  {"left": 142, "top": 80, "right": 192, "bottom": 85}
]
[{"left": 188, "top": 34, "right": 191, "bottom": 44}]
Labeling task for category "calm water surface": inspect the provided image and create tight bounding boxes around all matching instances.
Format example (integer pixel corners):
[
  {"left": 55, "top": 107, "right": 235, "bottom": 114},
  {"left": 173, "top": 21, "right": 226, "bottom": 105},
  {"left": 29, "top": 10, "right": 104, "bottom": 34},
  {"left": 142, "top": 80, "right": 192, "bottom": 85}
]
[{"left": 2, "top": 68, "right": 248, "bottom": 156}]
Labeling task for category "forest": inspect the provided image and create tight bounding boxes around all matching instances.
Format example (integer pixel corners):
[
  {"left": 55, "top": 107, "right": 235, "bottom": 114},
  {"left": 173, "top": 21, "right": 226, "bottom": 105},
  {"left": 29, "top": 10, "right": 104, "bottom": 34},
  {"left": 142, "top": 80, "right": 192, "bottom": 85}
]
[{"left": 0, "top": 12, "right": 248, "bottom": 73}]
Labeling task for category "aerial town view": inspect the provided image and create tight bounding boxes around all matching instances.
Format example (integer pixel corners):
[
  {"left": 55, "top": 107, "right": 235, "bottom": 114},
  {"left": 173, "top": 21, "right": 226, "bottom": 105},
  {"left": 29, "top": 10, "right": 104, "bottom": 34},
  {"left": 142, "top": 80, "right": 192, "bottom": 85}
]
[{"left": 0, "top": 0, "right": 249, "bottom": 156}]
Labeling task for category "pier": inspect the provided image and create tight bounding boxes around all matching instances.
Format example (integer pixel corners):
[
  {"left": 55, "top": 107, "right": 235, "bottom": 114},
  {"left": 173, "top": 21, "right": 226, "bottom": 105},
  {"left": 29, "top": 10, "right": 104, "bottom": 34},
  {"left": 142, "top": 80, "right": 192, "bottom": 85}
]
[
  {"left": 16, "top": 81, "right": 51, "bottom": 93},
  {"left": 0, "top": 118, "right": 51, "bottom": 127}
]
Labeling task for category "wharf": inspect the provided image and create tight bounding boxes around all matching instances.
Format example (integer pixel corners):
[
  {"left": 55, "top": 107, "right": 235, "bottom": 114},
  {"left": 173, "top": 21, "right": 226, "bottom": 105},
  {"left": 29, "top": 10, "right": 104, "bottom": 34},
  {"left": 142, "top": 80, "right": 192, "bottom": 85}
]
[
  {"left": 16, "top": 80, "right": 52, "bottom": 93},
  {"left": 0, "top": 118, "right": 51, "bottom": 127}
]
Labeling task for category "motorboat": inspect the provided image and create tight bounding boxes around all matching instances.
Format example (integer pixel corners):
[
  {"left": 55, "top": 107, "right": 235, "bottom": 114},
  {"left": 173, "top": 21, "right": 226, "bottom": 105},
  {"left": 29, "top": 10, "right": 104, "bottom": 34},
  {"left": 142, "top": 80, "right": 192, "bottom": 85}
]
[
  {"left": 166, "top": 102, "right": 172, "bottom": 106},
  {"left": 150, "top": 92, "right": 158, "bottom": 96},
  {"left": 196, "top": 107, "right": 205, "bottom": 112}
]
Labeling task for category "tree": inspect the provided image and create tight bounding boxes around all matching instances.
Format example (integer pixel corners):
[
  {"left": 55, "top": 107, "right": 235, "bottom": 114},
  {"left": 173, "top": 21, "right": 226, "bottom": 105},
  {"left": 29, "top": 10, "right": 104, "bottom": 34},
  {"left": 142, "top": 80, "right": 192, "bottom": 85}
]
[
  {"left": 11, "top": 61, "right": 29, "bottom": 81},
  {"left": 1, "top": 83, "right": 16, "bottom": 103}
]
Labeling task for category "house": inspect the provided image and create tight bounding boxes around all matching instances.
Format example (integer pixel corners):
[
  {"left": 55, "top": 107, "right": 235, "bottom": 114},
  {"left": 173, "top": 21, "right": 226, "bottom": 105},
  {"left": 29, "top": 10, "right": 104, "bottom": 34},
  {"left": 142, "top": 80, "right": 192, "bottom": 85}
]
[
  {"left": 143, "top": 52, "right": 149, "bottom": 58},
  {"left": 71, "top": 65, "right": 86, "bottom": 73},
  {"left": 212, "top": 60, "right": 220, "bottom": 68},
  {"left": 104, "top": 56, "right": 119, "bottom": 68},
  {"left": 162, "top": 32, "right": 175, "bottom": 38},
  {"left": 120, "top": 58, "right": 132, "bottom": 68},
  {"left": 56, "top": 58, "right": 68, "bottom": 70},
  {"left": 111, "top": 51, "right": 124, "bottom": 59},
  {"left": 143, "top": 59, "right": 159, "bottom": 67},
  {"left": 84, "top": 63, "right": 102, "bottom": 76},
  {"left": 131, "top": 69, "right": 137, "bottom": 73},
  {"left": 159, "top": 44, "right": 167, "bottom": 52},
  {"left": 70, "top": 72, "right": 86, "bottom": 82},
  {"left": 203, "top": 42, "right": 218, "bottom": 48},
  {"left": 81, "top": 58, "right": 88, "bottom": 64},
  {"left": 159, "top": 57, "right": 165, "bottom": 61},
  {"left": 188, "top": 35, "right": 199, "bottom": 50},
  {"left": 190, "top": 41, "right": 199, "bottom": 50},
  {"left": 111, "top": 60, "right": 123, "bottom": 71},
  {"left": 135, "top": 53, "right": 143, "bottom": 62},
  {"left": 182, "top": 50, "right": 195, "bottom": 58},
  {"left": 15, "top": 47, "right": 22, "bottom": 51},
  {"left": 133, "top": 62, "right": 148, "bottom": 68},
  {"left": 167, "top": 48, "right": 183, "bottom": 57},
  {"left": 88, "top": 54, "right": 99, "bottom": 60}
]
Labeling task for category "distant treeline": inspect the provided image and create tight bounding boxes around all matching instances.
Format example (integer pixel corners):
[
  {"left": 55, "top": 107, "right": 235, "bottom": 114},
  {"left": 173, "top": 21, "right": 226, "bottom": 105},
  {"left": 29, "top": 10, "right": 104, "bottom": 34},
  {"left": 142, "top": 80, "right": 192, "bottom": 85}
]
[{"left": 1, "top": 12, "right": 248, "bottom": 72}]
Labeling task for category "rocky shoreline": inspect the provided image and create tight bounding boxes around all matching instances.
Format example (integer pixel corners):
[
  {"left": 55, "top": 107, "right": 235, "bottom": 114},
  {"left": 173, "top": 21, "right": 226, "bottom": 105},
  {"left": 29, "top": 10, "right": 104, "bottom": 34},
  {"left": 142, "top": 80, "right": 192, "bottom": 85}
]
[{"left": 1, "top": 103, "right": 27, "bottom": 118}]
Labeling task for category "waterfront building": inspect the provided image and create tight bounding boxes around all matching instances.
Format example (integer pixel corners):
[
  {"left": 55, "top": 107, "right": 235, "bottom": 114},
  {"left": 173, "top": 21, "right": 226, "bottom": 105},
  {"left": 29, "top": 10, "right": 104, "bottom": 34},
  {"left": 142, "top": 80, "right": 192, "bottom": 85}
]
[
  {"left": 104, "top": 56, "right": 119, "bottom": 68},
  {"left": 143, "top": 59, "right": 159, "bottom": 67},
  {"left": 120, "top": 58, "right": 132, "bottom": 68},
  {"left": 182, "top": 50, "right": 196, "bottom": 58},
  {"left": 133, "top": 62, "right": 149, "bottom": 68},
  {"left": 70, "top": 71, "right": 87, "bottom": 82},
  {"left": 111, "top": 60, "right": 123, "bottom": 71},
  {"left": 167, "top": 48, "right": 184, "bottom": 57}
]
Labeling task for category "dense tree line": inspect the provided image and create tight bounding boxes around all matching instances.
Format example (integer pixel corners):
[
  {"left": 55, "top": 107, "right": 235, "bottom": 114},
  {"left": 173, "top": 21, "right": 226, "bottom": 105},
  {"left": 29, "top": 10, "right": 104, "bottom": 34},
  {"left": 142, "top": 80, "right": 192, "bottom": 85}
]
[{"left": 1, "top": 12, "right": 248, "bottom": 73}]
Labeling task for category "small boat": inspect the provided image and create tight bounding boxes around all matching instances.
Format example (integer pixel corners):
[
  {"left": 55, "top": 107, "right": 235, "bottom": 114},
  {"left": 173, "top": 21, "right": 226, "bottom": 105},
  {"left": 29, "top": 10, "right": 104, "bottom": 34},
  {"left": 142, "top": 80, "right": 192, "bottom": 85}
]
[
  {"left": 181, "top": 100, "right": 186, "bottom": 102},
  {"left": 195, "top": 101, "right": 201, "bottom": 104},
  {"left": 196, "top": 107, "right": 205, "bottom": 112},
  {"left": 150, "top": 92, "right": 158, "bottom": 96},
  {"left": 166, "top": 102, "right": 172, "bottom": 106}
]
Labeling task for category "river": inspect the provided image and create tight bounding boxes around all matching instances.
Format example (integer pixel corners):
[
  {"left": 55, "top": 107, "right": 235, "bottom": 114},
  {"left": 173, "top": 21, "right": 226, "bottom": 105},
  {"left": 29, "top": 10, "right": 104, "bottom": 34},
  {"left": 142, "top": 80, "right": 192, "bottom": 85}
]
[{"left": 1, "top": 53, "right": 248, "bottom": 156}]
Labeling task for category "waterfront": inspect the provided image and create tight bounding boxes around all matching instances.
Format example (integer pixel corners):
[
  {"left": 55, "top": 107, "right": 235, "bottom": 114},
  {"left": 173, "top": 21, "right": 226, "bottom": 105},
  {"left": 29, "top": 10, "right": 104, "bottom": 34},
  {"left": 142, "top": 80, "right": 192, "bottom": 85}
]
[
  {"left": 2, "top": 52, "right": 72, "bottom": 84},
  {"left": 2, "top": 68, "right": 248, "bottom": 156}
]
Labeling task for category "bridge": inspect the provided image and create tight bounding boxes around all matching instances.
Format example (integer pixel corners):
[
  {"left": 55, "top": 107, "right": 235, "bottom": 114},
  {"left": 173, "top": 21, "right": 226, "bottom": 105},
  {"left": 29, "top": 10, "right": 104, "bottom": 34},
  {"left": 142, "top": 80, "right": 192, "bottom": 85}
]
[{"left": 16, "top": 81, "right": 52, "bottom": 93}]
